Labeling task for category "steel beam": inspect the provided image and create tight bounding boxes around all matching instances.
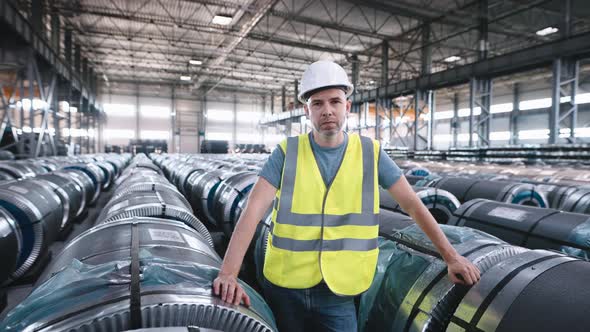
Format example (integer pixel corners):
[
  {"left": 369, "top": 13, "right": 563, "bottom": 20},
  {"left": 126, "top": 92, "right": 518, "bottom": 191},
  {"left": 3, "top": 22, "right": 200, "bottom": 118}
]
[
  {"left": 352, "top": 31, "right": 590, "bottom": 103},
  {"left": 452, "top": 93, "right": 459, "bottom": 147},
  {"left": 421, "top": 23, "right": 432, "bottom": 75},
  {"left": 509, "top": 83, "right": 519, "bottom": 145},
  {"left": 381, "top": 41, "right": 389, "bottom": 86},
  {"left": 549, "top": 58, "right": 579, "bottom": 144}
]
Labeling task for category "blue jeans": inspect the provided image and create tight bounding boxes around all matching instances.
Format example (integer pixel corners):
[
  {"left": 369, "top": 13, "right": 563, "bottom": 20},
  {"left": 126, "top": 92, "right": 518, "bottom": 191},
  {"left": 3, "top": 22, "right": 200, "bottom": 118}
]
[{"left": 262, "top": 278, "right": 357, "bottom": 332}]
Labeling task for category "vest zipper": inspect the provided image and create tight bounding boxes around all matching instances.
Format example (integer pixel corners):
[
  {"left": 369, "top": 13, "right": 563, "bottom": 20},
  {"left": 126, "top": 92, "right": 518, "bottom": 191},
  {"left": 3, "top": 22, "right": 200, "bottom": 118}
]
[{"left": 315, "top": 134, "right": 348, "bottom": 287}]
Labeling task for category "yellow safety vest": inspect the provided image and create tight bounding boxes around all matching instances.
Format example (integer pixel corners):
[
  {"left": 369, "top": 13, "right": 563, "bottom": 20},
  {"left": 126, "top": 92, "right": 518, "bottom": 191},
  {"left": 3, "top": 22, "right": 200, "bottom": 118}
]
[{"left": 263, "top": 132, "right": 380, "bottom": 296}]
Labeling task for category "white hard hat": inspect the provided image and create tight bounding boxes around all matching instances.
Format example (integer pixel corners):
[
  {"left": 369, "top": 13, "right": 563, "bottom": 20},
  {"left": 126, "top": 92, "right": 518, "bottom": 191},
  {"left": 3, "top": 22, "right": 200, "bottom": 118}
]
[{"left": 298, "top": 60, "right": 354, "bottom": 103}]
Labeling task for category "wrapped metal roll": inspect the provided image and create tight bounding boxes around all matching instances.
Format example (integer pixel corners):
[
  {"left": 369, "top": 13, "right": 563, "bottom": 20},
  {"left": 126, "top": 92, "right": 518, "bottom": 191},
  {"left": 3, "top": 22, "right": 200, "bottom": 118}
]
[
  {"left": 379, "top": 186, "right": 461, "bottom": 224},
  {"left": 36, "top": 173, "right": 85, "bottom": 224},
  {"left": 95, "top": 161, "right": 117, "bottom": 190},
  {"left": 0, "top": 179, "right": 63, "bottom": 282},
  {"left": 0, "top": 218, "right": 276, "bottom": 332},
  {"left": 431, "top": 177, "right": 549, "bottom": 207},
  {"left": 559, "top": 186, "right": 590, "bottom": 214},
  {"left": 54, "top": 169, "right": 93, "bottom": 211},
  {"left": 0, "top": 170, "right": 15, "bottom": 181},
  {"left": 405, "top": 175, "right": 425, "bottom": 185},
  {"left": 448, "top": 250, "right": 590, "bottom": 332},
  {"left": 358, "top": 225, "right": 524, "bottom": 332},
  {"left": 378, "top": 209, "right": 414, "bottom": 235},
  {"left": 0, "top": 162, "right": 35, "bottom": 179},
  {"left": 15, "top": 161, "right": 49, "bottom": 176},
  {"left": 174, "top": 163, "right": 204, "bottom": 195},
  {"left": 188, "top": 170, "right": 233, "bottom": 227},
  {"left": 211, "top": 171, "right": 258, "bottom": 235},
  {"left": 448, "top": 199, "right": 590, "bottom": 258},
  {"left": 111, "top": 180, "right": 189, "bottom": 207},
  {"left": 97, "top": 192, "right": 212, "bottom": 247},
  {"left": 63, "top": 164, "right": 104, "bottom": 204},
  {"left": 0, "top": 207, "right": 21, "bottom": 285},
  {"left": 183, "top": 169, "right": 207, "bottom": 200},
  {"left": 405, "top": 167, "right": 430, "bottom": 177}
]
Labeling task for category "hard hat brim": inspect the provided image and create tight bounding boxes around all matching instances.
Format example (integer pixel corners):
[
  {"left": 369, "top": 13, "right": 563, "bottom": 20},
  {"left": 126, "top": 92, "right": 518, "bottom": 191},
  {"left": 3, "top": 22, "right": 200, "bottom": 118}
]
[{"left": 298, "top": 84, "right": 354, "bottom": 103}]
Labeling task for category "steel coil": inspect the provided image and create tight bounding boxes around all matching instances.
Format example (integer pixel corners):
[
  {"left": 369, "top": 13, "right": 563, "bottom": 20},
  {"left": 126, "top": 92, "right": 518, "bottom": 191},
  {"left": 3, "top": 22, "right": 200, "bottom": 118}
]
[
  {"left": 2, "top": 218, "right": 276, "bottom": 332},
  {"left": 0, "top": 179, "right": 63, "bottom": 283},
  {"left": 448, "top": 198, "right": 590, "bottom": 258},
  {"left": 379, "top": 186, "right": 461, "bottom": 224},
  {"left": 211, "top": 171, "right": 258, "bottom": 235},
  {"left": 0, "top": 207, "right": 21, "bottom": 285},
  {"left": 36, "top": 173, "right": 85, "bottom": 224},
  {"left": 188, "top": 170, "right": 233, "bottom": 227},
  {"left": 431, "top": 177, "right": 549, "bottom": 207},
  {"left": 63, "top": 164, "right": 104, "bottom": 204},
  {"left": 448, "top": 250, "right": 590, "bottom": 332}
]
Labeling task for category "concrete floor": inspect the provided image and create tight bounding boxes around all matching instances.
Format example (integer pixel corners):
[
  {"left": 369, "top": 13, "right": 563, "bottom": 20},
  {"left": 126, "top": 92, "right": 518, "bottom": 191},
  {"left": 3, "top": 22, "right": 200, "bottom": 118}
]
[{"left": 0, "top": 187, "right": 114, "bottom": 321}]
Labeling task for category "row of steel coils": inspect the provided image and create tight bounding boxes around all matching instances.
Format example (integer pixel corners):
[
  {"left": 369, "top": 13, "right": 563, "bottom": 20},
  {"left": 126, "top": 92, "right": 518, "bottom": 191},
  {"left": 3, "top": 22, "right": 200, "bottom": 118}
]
[
  {"left": 152, "top": 153, "right": 590, "bottom": 332},
  {"left": 0, "top": 154, "right": 130, "bottom": 287},
  {"left": 1, "top": 154, "right": 277, "bottom": 332}
]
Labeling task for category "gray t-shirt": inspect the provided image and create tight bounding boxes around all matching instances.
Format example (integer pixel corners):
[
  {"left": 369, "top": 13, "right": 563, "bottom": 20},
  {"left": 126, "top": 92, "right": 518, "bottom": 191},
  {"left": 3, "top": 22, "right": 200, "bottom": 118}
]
[{"left": 259, "top": 132, "right": 403, "bottom": 190}]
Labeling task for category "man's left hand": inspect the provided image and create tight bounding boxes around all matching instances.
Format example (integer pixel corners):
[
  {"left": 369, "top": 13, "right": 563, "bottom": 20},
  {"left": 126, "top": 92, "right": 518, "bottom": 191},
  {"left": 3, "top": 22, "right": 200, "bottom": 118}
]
[{"left": 446, "top": 255, "right": 481, "bottom": 285}]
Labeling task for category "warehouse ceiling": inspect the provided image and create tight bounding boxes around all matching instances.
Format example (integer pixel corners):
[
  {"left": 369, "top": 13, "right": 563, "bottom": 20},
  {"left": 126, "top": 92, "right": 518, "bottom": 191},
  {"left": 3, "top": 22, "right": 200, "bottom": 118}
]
[{"left": 24, "top": 0, "right": 590, "bottom": 96}]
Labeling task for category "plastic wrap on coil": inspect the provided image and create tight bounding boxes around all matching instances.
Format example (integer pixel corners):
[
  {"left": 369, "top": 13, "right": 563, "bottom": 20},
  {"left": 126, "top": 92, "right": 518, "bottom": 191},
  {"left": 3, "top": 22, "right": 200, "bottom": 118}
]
[
  {"left": 358, "top": 224, "right": 505, "bottom": 332},
  {"left": 561, "top": 219, "right": 590, "bottom": 259},
  {"left": 0, "top": 255, "right": 277, "bottom": 332}
]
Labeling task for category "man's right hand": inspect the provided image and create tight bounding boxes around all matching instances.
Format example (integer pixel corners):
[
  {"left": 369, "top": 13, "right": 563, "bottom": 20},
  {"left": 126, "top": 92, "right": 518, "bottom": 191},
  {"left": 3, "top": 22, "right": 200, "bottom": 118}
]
[{"left": 213, "top": 273, "right": 251, "bottom": 307}]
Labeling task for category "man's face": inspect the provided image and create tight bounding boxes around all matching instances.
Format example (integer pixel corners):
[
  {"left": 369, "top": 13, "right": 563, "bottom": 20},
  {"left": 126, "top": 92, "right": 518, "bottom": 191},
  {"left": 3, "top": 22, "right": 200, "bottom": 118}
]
[{"left": 304, "top": 88, "right": 351, "bottom": 137}]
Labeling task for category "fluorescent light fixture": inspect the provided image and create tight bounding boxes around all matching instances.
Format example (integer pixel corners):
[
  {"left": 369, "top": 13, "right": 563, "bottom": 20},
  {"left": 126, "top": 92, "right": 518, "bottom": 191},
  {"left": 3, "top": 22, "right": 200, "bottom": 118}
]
[
  {"left": 237, "top": 111, "right": 262, "bottom": 122},
  {"left": 212, "top": 15, "right": 233, "bottom": 25},
  {"left": 490, "top": 103, "right": 513, "bottom": 114},
  {"left": 140, "top": 105, "right": 170, "bottom": 118},
  {"left": 180, "top": 75, "right": 192, "bottom": 81},
  {"left": 189, "top": 59, "right": 202, "bottom": 65},
  {"left": 536, "top": 27, "right": 558, "bottom": 36},
  {"left": 69, "top": 107, "right": 78, "bottom": 113},
  {"left": 444, "top": 55, "right": 462, "bottom": 63}
]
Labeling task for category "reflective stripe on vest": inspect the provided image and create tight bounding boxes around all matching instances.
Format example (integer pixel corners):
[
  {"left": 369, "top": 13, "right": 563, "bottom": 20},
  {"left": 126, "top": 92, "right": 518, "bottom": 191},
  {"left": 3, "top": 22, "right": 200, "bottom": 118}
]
[{"left": 263, "top": 133, "right": 380, "bottom": 295}]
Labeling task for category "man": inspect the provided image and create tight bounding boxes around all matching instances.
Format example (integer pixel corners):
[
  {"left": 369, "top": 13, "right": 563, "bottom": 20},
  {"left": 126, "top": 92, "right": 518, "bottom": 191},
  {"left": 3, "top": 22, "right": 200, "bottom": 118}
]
[{"left": 213, "top": 60, "right": 480, "bottom": 331}]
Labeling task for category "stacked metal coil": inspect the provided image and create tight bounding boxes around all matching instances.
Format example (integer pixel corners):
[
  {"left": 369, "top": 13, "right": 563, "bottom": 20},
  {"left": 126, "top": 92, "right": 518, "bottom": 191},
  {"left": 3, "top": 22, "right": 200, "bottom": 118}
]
[
  {"left": 448, "top": 199, "right": 590, "bottom": 258},
  {"left": 0, "top": 207, "right": 21, "bottom": 286},
  {"left": 188, "top": 169, "right": 234, "bottom": 227},
  {"left": 359, "top": 224, "right": 590, "bottom": 332},
  {"left": 97, "top": 156, "right": 213, "bottom": 247},
  {"left": 379, "top": 186, "right": 461, "bottom": 224},
  {"left": 36, "top": 173, "right": 86, "bottom": 222},
  {"left": 0, "top": 178, "right": 64, "bottom": 284},
  {"left": 1, "top": 217, "right": 277, "bottom": 332},
  {"left": 211, "top": 171, "right": 258, "bottom": 235},
  {"left": 63, "top": 163, "right": 104, "bottom": 205},
  {"left": 428, "top": 177, "right": 549, "bottom": 207}
]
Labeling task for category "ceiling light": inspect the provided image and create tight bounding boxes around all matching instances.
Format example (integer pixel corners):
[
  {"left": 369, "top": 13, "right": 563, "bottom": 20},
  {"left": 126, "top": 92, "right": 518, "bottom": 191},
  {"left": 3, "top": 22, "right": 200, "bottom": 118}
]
[
  {"left": 180, "top": 75, "right": 192, "bottom": 81},
  {"left": 536, "top": 27, "right": 558, "bottom": 36},
  {"left": 212, "top": 15, "right": 233, "bottom": 25},
  {"left": 189, "top": 59, "right": 202, "bottom": 65},
  {"left": 444, "top": 55, "right": 462, "bottom": 63}
]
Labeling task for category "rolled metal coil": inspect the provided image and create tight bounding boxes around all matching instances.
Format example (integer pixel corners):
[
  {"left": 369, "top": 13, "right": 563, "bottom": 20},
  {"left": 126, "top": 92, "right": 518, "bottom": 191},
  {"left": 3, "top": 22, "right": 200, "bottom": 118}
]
[
  {"left": 36, "top": 173, "right": 85, "bottom": 224},
  {"left": 174, "top": 163, "right": 205, "bottom": 194},
  {"left": 378, "top": 209, "right": 415, "bottom": 236},
  {"left": 0, "top": 207, "right": 21, "bottom": 285},
  {"left": 183, "top": 169, "right": 207, "bottom": 200},
  {"left": 0, "top": 179, "right": 63, "bottom": 282},
  {"left": 115, "top": 168, "right": 161, "bottom": 188},
  {"left": 559, "top": 186, "right": 590, "bottom": 214},
  {"left": 405, "top": 167, "right": 430, "bottom": 177},
  {"left": 53, "top": 169, "right": 93, "bottom": 210},
  {"left": 405, "top": 175, "right": 425, "bottom": 185},
  {"left": 188, "top": 170, "right": 233, "bottom": 227},
  {"left": 15, "top": 161, "right": 49, "bottom": 176},
  {"left": 95, "top": 161, "right": 117, "bottom": 190},
  {"left": 0, "top": 170, "right": 15, "bottom": 181},
  {"left": 0, "top": 162, "right": 36, "bottom": 179},
  {"left": 211, "top": 171, "right": 258, "bottom": 235},
  {"left": 448, "top": 198, "right": 590, "bottom": 258},
  {"left": 430, "top": 177, "right": 549, "bottom": 207},
  {"left": 448, "top": 250, "right": 590, "bottom": 332},
  {"left": 63, "top": 164, "right": 104, "bottom": 204},
  {"left": 379, "top": 186, "right": 461, "bottom": 224},
  {"left": 98, "top": 192, "right": 212, "bottom": 247},
  {"left": 12, "top": 218, "right": 275, "bottom": 332}
]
